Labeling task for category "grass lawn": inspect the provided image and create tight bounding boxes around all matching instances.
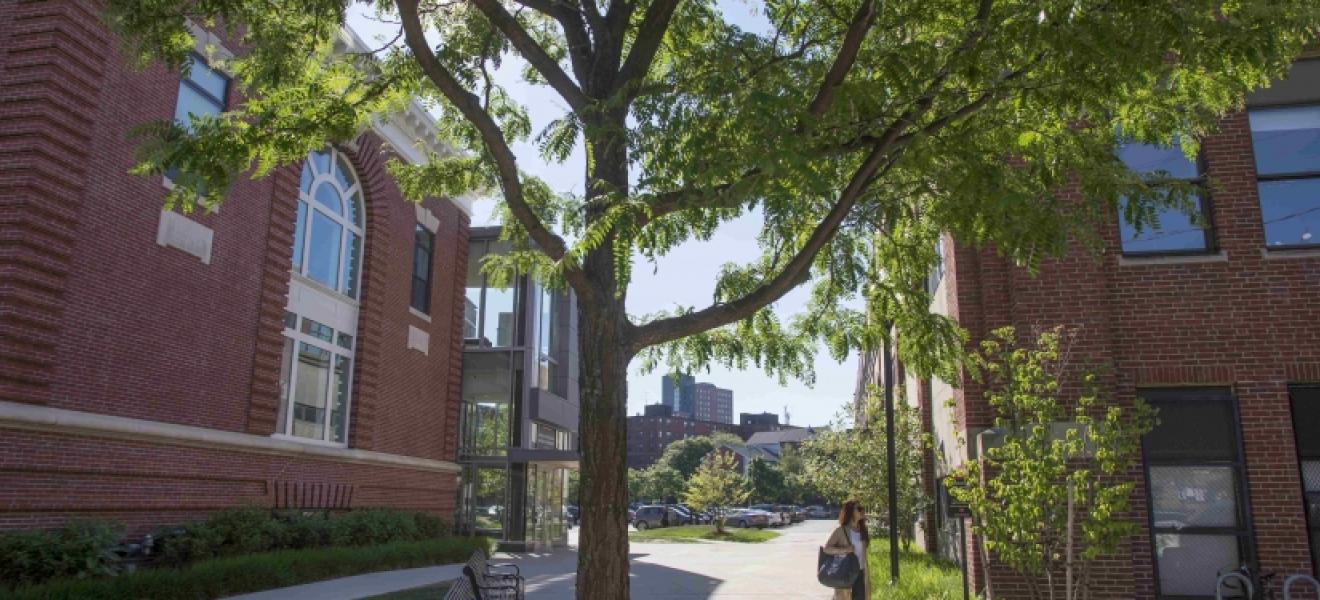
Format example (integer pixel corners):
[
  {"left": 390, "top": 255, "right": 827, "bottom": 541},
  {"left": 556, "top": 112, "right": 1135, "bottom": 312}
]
[
  {"left": 630, "top": 525, "right": 780, "bottom": 544},
  {"left": 362, "top": 581, "right": 451, "bottom": 600},
  {"left": 866, "top": 544, "right": 965, "bottom": 600}
]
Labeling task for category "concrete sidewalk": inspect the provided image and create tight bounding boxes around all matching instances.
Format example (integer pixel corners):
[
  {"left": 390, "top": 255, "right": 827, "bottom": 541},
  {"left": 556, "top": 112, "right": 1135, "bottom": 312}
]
[{"left": 225, "top": 520, "right": 837, "bottom": 599}]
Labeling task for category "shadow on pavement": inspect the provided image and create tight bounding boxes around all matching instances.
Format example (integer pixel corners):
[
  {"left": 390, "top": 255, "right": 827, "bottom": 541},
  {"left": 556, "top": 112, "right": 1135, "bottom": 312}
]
[{"left": 501, "top": 549, "right": 726, "bottom": 599}]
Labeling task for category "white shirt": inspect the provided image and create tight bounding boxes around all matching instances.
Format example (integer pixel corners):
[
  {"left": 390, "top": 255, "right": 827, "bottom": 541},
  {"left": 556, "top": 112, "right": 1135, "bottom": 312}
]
[{"left": 847, "top": 527, "right": 866, "bottom": 570}]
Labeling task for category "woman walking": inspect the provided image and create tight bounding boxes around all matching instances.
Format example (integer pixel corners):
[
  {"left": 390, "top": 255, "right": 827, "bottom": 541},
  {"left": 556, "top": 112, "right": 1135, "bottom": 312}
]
[{"left": 822, "top": 500, "right": 872, "bottom": 599}]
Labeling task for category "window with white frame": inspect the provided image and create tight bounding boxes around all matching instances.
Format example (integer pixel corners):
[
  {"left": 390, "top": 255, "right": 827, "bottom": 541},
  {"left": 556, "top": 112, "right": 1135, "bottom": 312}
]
[{"left": 277, "top": 148, "right": 364, "bottom": 445}]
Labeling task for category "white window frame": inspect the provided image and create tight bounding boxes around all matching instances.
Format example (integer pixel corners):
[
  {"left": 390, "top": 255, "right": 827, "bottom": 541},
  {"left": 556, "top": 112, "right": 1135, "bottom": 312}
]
[
  {"left": 277, "top": 315, "right": 355, "bottom": 446},
  {"left": 292, "top": 148, "right": 365, "bottom": 298}
]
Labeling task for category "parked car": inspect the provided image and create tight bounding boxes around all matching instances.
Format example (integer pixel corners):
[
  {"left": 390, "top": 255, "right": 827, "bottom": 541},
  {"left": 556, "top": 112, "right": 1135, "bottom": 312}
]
[
  {"left": 565, "top": 505, "right": 580, "bottom": 527},
  {"left": 633, "top": 505, "right": 670, "bottom": 530},
  {"left": 791, "top": 506, "right": 808, "bottom": 522},
  {"left": 724, "top": 508, "right": 769, "bottom": 529},
  {"left": 751, "top": 504, "right": 789, "bottom": 527},
  {"left": 774, "top": 505, "right": 801, "bottom": 524},
  {"left": 806, "top": 505, "right": 836, "bottom": 519},
  {"left": 666, "top": 505, "right": 695, "bottom": 526},
  {"left": 676, "top": 504, "right": 710, "bottom": 524}
]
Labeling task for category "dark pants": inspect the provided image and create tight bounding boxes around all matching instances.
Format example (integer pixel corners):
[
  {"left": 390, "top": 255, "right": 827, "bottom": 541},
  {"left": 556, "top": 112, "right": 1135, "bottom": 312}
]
[{"left": 852, "top": 569, "right": 865, "bottom": 598}]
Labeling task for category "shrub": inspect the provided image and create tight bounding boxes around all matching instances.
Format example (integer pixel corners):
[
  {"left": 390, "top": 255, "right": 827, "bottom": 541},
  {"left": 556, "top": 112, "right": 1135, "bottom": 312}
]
[
  {"left": 0, "top": 537, "right": 493, "bottom": 600},
  {"left": 329, "top": 509, "right": 420, "bottom": 547},
  {"left": 0, "top": 521, "right": 121, "bottom": 587}
]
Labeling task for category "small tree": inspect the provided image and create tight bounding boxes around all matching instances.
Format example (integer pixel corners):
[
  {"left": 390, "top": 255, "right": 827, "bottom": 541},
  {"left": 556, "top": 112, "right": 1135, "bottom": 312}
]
[
  {"left": 629, "top": 464, "right": 685, "bottom": 504},
  {"left": 684, "top": 450, "right": 750, "bottom": 534},
  {"left": 657, "top": 433, "right": 744, "bottom": 479},
  {"left": 949, "top": 327, "right": 1156, "bottom": 600},
  {"left": 802, "top": 391, "right": 927, "bottom": 545}
]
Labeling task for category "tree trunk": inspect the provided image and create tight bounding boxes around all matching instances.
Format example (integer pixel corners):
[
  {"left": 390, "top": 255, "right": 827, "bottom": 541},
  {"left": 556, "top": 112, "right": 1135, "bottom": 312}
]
[
  {"left": 574, "top": 305, "right": 632, "bottom": 600},
  {"left": 575, "top": 116, "right": 633, "bottom": 600}
]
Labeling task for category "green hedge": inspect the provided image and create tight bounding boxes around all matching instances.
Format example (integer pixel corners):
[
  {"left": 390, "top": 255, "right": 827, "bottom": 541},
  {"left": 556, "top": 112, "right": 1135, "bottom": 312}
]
[{"left": 0, "top": 536, "right": 491, "bottom": 600}]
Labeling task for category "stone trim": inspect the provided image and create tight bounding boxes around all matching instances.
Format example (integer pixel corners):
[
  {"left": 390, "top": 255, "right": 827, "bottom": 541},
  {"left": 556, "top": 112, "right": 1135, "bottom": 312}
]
[
  {"left": 0, "top": 400, "right": 460, "bottom": 474},
  {"left": 1117, "top": 250, "right": 1229, "bottom": 267}
]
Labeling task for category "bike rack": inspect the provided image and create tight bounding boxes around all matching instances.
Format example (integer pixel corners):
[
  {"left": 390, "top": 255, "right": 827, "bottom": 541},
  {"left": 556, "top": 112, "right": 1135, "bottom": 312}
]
[
  {"left": 1216, "top": 572, "right": 1254, "bottom": 600},
  {"left": 1284, "top": 574, "right": 1320, "bottom": 600}
]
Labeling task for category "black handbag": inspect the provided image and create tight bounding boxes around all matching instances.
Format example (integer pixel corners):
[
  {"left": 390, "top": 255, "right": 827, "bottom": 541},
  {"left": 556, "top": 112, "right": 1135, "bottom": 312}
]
[{"left": 817, "top": 547, "right": 860, "bottom": 589}]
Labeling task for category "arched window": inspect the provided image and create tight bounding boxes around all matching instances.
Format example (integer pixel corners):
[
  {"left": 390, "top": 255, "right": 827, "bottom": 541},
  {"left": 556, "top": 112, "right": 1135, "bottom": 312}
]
[
  {"left": 291, "top": 148, "right": 364, "bottom": 297},
  {"left": 277, "top": 148, "right": 363, "bottom": 445}
]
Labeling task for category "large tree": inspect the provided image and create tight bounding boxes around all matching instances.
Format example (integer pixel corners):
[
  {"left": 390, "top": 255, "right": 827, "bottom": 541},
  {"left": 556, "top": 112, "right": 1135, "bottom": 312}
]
[{"left": 104, "top": 0, "right": 1318, "bottom": 597}]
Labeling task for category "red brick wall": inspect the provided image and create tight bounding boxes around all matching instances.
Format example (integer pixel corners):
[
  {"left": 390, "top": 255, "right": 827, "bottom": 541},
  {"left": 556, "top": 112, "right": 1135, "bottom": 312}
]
[
  {"left": 947, "top": 109, "right": 1320, "bottom": 598},
  {"left": 0, "top": 2, "right": 466, "bottom": 531}
]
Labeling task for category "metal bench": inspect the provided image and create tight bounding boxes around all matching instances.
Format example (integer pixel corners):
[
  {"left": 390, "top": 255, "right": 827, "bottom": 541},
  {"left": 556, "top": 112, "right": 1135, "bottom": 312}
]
[
  {"left": 462, "top": 548, "right": 524, "bottom": 600},
  {"left": 442, "top": 576, "right": 476, "bottom": 600}
]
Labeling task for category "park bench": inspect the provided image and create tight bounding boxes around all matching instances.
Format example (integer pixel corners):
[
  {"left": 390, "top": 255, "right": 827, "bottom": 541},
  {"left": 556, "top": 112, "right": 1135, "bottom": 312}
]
[
  {"left": 459, "top": 548, "right": 524, "bottom": 600},
  {"left": 442, "top": 575, "right": 475, "bottom": 600}
]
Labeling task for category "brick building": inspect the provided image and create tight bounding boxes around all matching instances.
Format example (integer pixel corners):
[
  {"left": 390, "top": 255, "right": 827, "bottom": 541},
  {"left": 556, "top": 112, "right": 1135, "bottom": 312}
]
[
  {"left": 626, "top": 405, "right": 739, "bottom": 468},
  {"left": 0, "top": 9, "right": 469, "bottom": 534},
  {"left": 865, "top": 55, "right": 1320, "bottom": 598}
]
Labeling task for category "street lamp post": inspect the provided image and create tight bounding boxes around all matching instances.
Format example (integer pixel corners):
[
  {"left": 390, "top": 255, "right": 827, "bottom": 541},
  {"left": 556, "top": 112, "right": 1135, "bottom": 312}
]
[{"left": 882, "top": 331, "right": 899, "bottom": 583}]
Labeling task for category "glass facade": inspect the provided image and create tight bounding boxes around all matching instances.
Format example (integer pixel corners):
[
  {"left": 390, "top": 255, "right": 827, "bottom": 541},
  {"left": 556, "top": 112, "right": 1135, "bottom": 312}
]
[
  {"left": 455, "top": 230, "right": 579, "bottom": 550},
  {"left": 1249, "top": 105, "right": 1320, "bottom": 248},
  {"left": 1116, "top": 139, "right": 1212, "bottom": 254}
]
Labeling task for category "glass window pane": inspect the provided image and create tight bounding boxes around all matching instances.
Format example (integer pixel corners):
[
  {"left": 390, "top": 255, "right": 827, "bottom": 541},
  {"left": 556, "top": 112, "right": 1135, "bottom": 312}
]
[
  {"left": 1154, "top": 534, "right": 1240, "bottom": 596},
  {"left": 475, "top": 466, "right": 506, "bottom": 535},
  {"left": 1143, "top": 398, "right": 1238, "bottom": 461},
  {"left": 485, "top": 283, "right": 516, "bottom": 347},
  {"left": 276, "top": 337, "right": 294, "bottom": 435},
  {"left": 1118, "top": 141, "right": 1199, "bottom": 179},
  {"left": 1149, "top": 466, "right": 1238, "bottom": 528},
  {"left": 342, "top": 231, "right": 361, "bottom": 298},
  {"left": 310, "top": 150, "right": 331, "bottom": 177},
  {"left": 331, "top": 355, "right": 350, "bottom": 443},
  {"left": 300, "top": 162, "right": 313, "bottom": 190},
  {"left": 300, "top": 317, "right": 334, "bottom": 343},
  {"left": 461, "top": 352, "right": 514, "bottom": 455},
  {"left": 334, "top": 154, "right": 357, "bottom": 193},
  {"left": 1292, "top": 387, "right": 1320, "bottom": 457},
  {"left": 292, "top": 343, "right": 330, "bottom": 440},
  {"left": 346, "top": 190, "right": 361, "bottom": 227},
  {"left": 307, "top": 211, "right": 342, "bottom": 290},
  {"left": 292, "top": 201, "right": 307, "bottom": 271},
  {"left": 186, "top": 59, "right": 228, "bottom": 102},
  {"left": 336, "top": 332, "right": 354, "bottom": 351},
  {"left": 173, "top": 85, "right": 222, "bottom": 129},
  {"left": 1258, "top": 178, "right": 1320, "bottom": 248},
  {"left": 313, "top": 183, "right": 343, "bottom": 216},
  {"left": 1249, "top": 105, "right": 1320, "bottom": 176},
  {"left": 465, "top": 242, "right": 485, "bottom": 340},
  {"left": 1118, "top": 195, "right": 1208, "bottom": 253}
]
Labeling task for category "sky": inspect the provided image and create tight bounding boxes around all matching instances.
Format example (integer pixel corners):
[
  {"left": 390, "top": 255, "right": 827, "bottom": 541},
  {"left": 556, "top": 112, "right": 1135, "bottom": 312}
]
[{"left": 346, "top": 3, "right": 858, "bottom": 427}]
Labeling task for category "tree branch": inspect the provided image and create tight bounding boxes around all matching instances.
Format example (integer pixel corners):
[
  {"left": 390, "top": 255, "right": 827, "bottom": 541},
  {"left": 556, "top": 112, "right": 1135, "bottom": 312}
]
[
  {"left": 638, "top": 168, "right": 762, "bottom": 227},
  {"left": 509, "top": 0, "right": 596, "bottom": 84},
  {"left": 469, "top": 0, "right": 591, "bottom": 112},
  {"left": 805, "top": 0, "right": 878, "bottom": 120},
  {"left": 630, "top": 143, "right": 899, "bottom": 351},
  {"left": 617, "top": 0, "right": 680, "bottom": 99},
  {"left": 396, "top": 0, "right": 592, "bottom": 296}
]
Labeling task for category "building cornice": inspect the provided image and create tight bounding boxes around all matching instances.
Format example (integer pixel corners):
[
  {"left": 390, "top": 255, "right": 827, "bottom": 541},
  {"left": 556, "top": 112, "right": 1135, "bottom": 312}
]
[{"left": 0, "top": 401, "right": 460, "bottom": 474}]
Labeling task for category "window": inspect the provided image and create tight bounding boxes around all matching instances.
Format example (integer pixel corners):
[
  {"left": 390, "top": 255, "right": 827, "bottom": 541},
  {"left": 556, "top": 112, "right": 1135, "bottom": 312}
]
[
  {"left": 277, "top": 313, "right": 354, "bottom": 443},
  {"left": 1142, "top": 388, "right": 1252, "bottom": 598},
  {"left": 410, "top": 224, "right": 435, "bottom": 313},
  {"left": 459, "top": 352, "right": 516, "bottom": 456},
  {"left": 292, "top": 149, "right": 364, "bottom": 297},
  {"left": 464, "top": 240, "right": 518, "bottom": 347},
  {"left": 175, "top": 54, "right": 228, "bottom": 128},
  {"left": 1249, "top": 105, "right": 1320, "bottom": 248},
  {"left": 926, "top": 237, "right": 945, "bottom": 294},
  {"left": 1289, "top": 386, "right": 1320, "bottom": 576},
  {"left": 168, "top": 54, "right": 229, "bottom": 184},
  {"left": 1117, "top": 140, "right": 1213, "bottom": 254},
  {"left": 278, "top": 149, "right": 364, "bottom": 446},
  {"left": 536, "top": 287, "right": 563, "bottom": 396}
]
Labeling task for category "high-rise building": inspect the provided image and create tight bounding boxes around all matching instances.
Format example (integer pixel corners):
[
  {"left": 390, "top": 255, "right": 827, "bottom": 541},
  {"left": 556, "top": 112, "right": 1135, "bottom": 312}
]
[{"left": 660, "top": 374, "right": 733, "bottom": 423}]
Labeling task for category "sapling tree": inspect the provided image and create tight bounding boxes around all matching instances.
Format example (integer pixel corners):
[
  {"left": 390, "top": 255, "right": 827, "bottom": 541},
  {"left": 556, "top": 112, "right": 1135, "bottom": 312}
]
[
  {"left": 683, "top": 450, "right": 750, "bottom": 534},
  {"left": 948, "top": 326, "right": 1157, "bottom": 600},
  {"left": 102, "top": 0, "right": 1318, "bottom": 595}
]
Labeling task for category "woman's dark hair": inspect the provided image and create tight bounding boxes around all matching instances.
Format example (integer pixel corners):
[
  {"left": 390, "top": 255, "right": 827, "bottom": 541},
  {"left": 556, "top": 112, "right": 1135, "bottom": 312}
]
[{"left": 838, "top": 499, "right": 870, "bottom": 542}]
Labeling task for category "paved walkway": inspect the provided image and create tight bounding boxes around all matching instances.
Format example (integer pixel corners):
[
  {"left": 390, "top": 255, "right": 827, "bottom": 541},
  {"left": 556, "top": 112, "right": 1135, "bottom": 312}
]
[{"left": 226, "top": 520, "right": 838, "bottom": 599}]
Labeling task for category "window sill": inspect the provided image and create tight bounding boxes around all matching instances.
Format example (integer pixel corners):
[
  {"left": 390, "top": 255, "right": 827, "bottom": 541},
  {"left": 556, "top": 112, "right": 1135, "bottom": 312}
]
[
  {"left": 1118, "top": 251, "right": 1227, "bottom": 267},
  {"left": 409, "top": 306, "right": 432, "bottom": 323},
  {"left": 288, "top": 271, "right": 360, "bottom": 306},
  {"left": 270, "top": 433, "right": 349, "bottom": 449},
  {"left": 1262, "top": 247, "right": 1320, "bottom": 260}
]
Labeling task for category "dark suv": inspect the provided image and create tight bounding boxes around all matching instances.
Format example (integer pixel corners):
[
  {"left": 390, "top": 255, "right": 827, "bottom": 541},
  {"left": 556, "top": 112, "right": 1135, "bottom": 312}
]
[{"left": 632, "top": 505, "right": 669, "bottom": 530}]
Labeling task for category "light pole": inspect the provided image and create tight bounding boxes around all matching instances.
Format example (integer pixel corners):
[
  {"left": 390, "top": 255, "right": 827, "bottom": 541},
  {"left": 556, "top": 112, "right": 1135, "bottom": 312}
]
[{"left": 882, "top": 330, "right": 899, "bottom": 583}]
